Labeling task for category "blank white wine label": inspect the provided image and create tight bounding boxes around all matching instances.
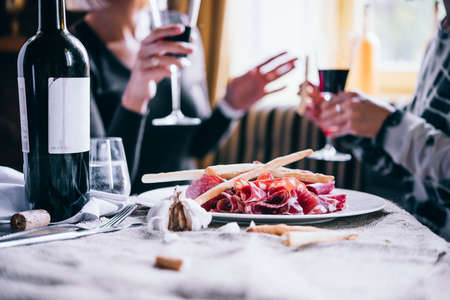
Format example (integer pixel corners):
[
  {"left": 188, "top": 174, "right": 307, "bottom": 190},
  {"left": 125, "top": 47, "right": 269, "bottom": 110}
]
[
  {"left": 17, "top": 77, "right": 29, "bottom": 153},
  {"left": 48, "top": 77, "right": 90, "bottom": 154}
]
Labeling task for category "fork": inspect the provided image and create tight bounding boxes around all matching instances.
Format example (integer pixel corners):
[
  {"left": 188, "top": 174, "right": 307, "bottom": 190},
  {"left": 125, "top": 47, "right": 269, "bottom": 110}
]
[{"left": 0, "top": 204, "right": 137, "bottom": 242}]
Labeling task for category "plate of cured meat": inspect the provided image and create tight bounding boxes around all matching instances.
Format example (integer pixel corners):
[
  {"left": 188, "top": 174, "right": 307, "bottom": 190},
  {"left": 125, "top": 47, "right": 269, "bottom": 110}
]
[{"left": 139, "top": 149, "right": 386, "bottom": 225}]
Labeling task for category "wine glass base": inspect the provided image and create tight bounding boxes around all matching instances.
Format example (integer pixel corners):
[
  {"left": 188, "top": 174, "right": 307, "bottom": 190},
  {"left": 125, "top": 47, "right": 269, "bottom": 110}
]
[
  {"left": 152, "top": 112, "right": 201, "bottom": 126},
  {"left": 308, "top": 145, "right": 352, "bottom": 162}
]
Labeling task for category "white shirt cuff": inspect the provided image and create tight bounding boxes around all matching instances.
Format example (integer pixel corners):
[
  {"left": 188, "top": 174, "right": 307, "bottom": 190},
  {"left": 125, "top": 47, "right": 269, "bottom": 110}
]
[{"left": 217, "top": 99, "right": 245, "bottom": 120}]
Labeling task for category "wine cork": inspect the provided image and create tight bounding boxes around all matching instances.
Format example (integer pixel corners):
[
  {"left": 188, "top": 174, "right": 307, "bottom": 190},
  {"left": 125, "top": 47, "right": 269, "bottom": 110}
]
[
  {"left": 10, "top": 209, "right": 51, "bottom": 232},
  {"left": 154, "top": 255, "right": 183, "bottom": 271}
]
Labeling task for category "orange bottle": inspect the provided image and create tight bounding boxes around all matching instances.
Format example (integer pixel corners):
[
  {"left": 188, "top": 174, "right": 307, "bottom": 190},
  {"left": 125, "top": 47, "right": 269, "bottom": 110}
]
[{"left": 349, "top": 4, "right": 378, "bottom": 95}]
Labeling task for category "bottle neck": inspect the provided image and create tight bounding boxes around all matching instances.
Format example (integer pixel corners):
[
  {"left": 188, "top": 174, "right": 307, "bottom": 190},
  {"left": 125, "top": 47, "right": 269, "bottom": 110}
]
[{"left": 38, "top": 0, "right": 66, "bottom": 32}]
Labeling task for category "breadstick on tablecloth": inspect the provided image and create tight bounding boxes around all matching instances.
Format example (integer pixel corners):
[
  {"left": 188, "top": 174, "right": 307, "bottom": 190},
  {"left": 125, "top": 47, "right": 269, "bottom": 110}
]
[
  {"left": 247, "top": 224, "right": 325, "bottom": 236},
  {"left": 282, "top": 231, "right": 358, "bottom": 247},
  {"left": 194, "top": 149, "right": 313, "bottom": 206}
]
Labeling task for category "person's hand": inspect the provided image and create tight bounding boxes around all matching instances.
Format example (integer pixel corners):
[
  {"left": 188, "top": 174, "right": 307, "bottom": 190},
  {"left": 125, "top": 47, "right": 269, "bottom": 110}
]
[
  {"left": 318, "top": 91, "right": 395, "bottom": 138},
  {"left": 224, "top": 51, "right": 297, "bottom": 111},
  {"left": 297, "top": 81, "right": 323, "bottom": 122},
  {"left": 122, "top": 24, "right": 194, "bottom": 114}
]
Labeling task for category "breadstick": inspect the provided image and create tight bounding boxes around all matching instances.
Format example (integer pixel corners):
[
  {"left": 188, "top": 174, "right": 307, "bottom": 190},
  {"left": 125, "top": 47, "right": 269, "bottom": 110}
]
[
  {"left": 205, "top": 163, "right": 257, "bottom": 179},
  {"left": 282, "top": 231, "right": 358, "bottom": 247},
  {"left": 247, "top": 224, "right": 324, "bottom": 236},
  {"left": 271, "top": 169, "right": 334, "bottom": 183},
  {"left": 297, "top": 56, "right": 311, "bottom": 115},
  {"left": 142, "top": 169, "right": 205, "bottom": 184},
  {"left": 154, "top": 255, "right": 184, "bottom": 271},
  {"left": 194, "top": 149, "right": 313, "bottom": 206}
]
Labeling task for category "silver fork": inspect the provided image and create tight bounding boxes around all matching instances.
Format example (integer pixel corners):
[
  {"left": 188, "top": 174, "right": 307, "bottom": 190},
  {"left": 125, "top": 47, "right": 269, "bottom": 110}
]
[{"left": 0, "top": 204, "right": 137, "bottom": 242}]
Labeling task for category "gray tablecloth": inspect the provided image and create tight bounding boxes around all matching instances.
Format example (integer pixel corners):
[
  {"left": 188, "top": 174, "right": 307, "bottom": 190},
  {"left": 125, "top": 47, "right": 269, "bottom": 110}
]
[{"left": 0, "top": 200, "right": 449, "bottom": 300}]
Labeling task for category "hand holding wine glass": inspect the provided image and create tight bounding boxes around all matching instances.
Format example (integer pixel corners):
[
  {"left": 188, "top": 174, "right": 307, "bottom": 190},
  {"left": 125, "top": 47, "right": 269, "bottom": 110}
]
[
  {"left": 318, "top": 91, "right": 395, "bottom": 138},
  {"left": 298, "top": 34, "right": 355, "bottom": 161},
  {"left": 121, "top": 24, "right": 194, "bottom": 114}
]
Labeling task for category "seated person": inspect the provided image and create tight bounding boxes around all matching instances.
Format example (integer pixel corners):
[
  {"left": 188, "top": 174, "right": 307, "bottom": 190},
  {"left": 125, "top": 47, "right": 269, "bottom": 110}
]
[
  {"left": 300, "top": 0, "right": 450, "bottom": 240},
  {"left": 71, "top": 0, "right": 296, "bottom": 193}
]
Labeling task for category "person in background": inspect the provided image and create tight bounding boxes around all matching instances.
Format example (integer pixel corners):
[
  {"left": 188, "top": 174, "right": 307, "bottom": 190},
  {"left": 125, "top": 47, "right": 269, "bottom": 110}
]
[
  {"left": 300, "top": 0, "right": 450, "bottom": 240},
  {"left": 71, "top": 0, "right": 296, "bottom": 193}
]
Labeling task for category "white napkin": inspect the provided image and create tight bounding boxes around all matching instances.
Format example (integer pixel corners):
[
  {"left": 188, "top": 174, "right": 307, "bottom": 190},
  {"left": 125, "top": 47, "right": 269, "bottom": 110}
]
[{"left": 0, "top": 166, "right": 131, "bottom": 223}]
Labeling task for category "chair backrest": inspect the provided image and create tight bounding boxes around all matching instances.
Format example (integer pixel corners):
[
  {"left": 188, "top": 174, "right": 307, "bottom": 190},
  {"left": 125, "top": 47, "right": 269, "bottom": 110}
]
[{"left": 202, "top": 105, "right": 364, "bottom": 190}]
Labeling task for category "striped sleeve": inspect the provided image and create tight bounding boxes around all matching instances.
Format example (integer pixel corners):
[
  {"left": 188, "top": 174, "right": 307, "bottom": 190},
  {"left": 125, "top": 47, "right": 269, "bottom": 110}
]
[{"left": 381, "top": 110, "right": 450, "bottom": 182}]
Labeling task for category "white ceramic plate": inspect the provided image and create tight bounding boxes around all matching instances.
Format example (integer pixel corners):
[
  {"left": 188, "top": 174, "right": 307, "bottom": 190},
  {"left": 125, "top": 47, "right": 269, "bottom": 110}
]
[{"left": 137, "top": 185, "right": 386, "bottom": 225}]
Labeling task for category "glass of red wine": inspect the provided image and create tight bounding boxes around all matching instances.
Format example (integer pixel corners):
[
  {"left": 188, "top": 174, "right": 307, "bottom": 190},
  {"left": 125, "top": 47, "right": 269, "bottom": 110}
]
[
  {"left": 150, "top": 0, "right": 202, "bottom": 126},
  {"left": 308, "top": 43, "right": 353, "bottom": 161}
]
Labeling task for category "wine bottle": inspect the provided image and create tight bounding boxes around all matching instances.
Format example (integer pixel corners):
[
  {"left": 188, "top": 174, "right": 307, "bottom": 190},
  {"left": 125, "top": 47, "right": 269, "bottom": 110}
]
[{"left": 17, "top": 0, "right": 90, "bottom": 221}]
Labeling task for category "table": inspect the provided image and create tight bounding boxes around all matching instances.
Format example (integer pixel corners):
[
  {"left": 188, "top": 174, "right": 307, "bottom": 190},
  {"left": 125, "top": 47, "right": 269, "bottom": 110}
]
[{"left": 0, "top": 200, "right": 449, "bottom": 300}]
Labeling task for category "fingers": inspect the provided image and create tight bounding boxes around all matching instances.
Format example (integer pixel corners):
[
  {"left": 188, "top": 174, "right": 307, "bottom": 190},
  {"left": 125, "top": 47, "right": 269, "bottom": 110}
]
[
  {"left": 263, "top": 58, "right": 298, "bottom": 82},
  {"left": 264, "top": 85, "right": 286, "bottom": 96},
  {"left": 319, "top": 110, "right": 352, "bottom": 130},
  {"left": 140, "top": 55, "right": 187, "bottom": 70},
  {"left": 138, "top": 41, "right": 194, "bottom": 59},
  {"left": 142, "top": 25, "right": 185, "bottom": 44},
  {"left": 256, "top": 51, "right": 288, "bottom": 70},
  {"left": 321, "top": 91, "right": 358, "bottom": 110},
  {"left": 142, "top": 67, "right": 172, "bottom": 81},
  {"left": 326, "top": 121, "right": 354, "bottom": 138}
]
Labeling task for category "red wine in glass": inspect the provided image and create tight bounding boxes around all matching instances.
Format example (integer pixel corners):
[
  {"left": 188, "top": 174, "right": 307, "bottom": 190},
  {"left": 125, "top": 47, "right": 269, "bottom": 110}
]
[
  {"left": 151, "top": 12, "right": 200, "bottom": 126},
  {"left": 318, "top": 69, "right": 349, "bottom": 94},
  {"left": 319, "top": 69, "right": 349, "bottom": 137},
  {"left": 308, "top": 68, "right": 352, "bottom": 161}
]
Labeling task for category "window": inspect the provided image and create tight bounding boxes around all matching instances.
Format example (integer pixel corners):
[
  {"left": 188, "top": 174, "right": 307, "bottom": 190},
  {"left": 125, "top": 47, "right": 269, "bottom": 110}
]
[{"left": 227, "top": 0, "right": 440, "bottom": 104}]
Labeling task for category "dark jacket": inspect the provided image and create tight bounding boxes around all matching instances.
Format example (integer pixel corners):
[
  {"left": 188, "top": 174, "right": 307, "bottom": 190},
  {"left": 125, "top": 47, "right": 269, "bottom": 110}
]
[{"left": 71, "top": 20, "right": 234, "bottom": 194}]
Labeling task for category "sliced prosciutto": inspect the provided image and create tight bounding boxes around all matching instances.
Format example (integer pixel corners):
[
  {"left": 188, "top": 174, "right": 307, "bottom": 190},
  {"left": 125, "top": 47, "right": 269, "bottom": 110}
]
[
  {"left": 234, "top": 178, "right": 266, "bottom": 203},
  {"left": 319, "top": 194, "right": 346, "bottom": 212},
  {"left": 185, "top": 169, "right": 345, "bottom": 216},
  {"left": 306, "top": 182, "right": 335, "bottom": 195},
  {"left": 250, "top": 190, "right": 303, "bottom": 215},
  {"left": 296, "top": 181, "right": 327, "bottom": 214},
  {"left": 186, "top": 174, "right": 224, "bottom": 199},
  {"left": 210, "top": 192, "right": 243, "bottom": 213}
]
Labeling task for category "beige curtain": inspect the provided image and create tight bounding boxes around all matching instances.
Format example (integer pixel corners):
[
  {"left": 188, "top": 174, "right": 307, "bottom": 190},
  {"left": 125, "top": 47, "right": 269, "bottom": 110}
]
[{"left": 169, "top": 0, "right": 230, "bottom": 105}]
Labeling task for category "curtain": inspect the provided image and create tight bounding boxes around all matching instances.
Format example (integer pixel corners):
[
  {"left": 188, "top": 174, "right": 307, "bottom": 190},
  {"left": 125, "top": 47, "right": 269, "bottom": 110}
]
[{"left": 169, "top": 0, "right": 230, "bottom": 105}]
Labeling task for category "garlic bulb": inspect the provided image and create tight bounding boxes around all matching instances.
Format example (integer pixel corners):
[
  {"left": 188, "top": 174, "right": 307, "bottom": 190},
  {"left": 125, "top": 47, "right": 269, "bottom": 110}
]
[{"left": 147, "top": 187, "right": 211, "bottom": 232}]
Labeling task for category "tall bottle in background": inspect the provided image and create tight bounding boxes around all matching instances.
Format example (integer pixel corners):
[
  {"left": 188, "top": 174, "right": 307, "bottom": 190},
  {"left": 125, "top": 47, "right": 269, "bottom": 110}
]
[
  {"left": 17, "top": 0, "right": 90, "bottom": 221},
  {"left": 348, "top": 4, "right": 378, "bottom": 95}
]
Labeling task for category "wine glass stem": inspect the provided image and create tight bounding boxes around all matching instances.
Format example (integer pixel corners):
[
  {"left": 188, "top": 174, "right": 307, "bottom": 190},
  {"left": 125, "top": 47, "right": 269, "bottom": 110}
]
[{"left": 170, "top": 64, "right": 181, "bottom": 113}]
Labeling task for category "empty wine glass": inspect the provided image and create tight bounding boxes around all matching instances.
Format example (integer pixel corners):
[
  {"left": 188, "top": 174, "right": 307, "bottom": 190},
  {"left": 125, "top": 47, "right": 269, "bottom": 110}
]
[
  {"left": 150, "top": 0, "right": 202, "bottom": 126},
  {"left": 90, "top": 138, "right": 131, "bottom": 196}
]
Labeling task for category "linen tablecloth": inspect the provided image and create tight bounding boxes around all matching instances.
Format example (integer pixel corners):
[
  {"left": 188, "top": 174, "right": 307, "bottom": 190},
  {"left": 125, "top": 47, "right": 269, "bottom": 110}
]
[{"left": 0, "top": 200, "right": 449, "bottom": 300}]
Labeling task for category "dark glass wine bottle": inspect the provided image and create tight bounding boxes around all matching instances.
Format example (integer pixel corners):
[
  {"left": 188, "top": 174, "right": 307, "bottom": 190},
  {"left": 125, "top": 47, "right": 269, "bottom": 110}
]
[{"left": 17, "top": 0, "right": 90, "bottom": 221}]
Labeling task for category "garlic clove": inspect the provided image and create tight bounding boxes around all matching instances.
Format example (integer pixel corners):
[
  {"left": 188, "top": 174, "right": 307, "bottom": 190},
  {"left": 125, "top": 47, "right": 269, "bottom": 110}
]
[
  {"left": 146, "top": 198, "right": 172, "bottom": 232},
  {"left": 180, "top": 196, "right": 212, "bottom": 231}
]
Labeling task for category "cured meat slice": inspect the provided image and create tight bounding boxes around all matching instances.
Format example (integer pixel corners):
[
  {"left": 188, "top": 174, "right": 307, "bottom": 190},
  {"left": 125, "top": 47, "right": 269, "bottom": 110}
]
[
  {"left": 319, "top": 194, "right": 346, "bottom": 212},
  {"left": 186, "top": 174, "right": 224, "bottom": 199},
  {"left": 213, "top": 193, "right": 243, "bottom": 213},
  {"left": 296, "top": 182, "right": 327, "bottom": 214},
  {"left": 255, "top": 177, "right": 299, "bottom": 193},
  {"left": 306, "top": 182, "right": 335, "bottom": 195},
  {"left": 256, "top": 190, "right": 303, "bottom": 215},
  {"left": 234, "top": 178, "right": 266, "bottom": 203},
  {"left": 256, "top": 172, "right": 274, "bottom": 181}
]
